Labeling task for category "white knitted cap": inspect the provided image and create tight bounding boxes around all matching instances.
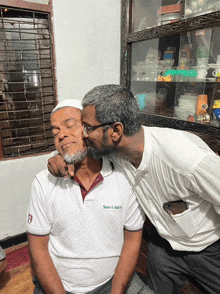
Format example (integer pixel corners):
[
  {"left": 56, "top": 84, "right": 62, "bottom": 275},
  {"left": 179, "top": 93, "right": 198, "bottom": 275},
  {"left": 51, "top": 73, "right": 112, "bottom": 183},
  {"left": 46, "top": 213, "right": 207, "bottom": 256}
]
[{"left": 51, "top": 99, "right": 82, "bottom": 115}]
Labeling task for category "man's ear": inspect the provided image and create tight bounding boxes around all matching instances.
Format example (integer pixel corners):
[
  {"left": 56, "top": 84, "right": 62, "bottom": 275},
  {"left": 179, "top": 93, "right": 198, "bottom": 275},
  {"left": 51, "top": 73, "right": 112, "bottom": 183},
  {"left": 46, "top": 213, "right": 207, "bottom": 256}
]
[{"left": 111, "top": 122, "right": 124, "bottom": 142}]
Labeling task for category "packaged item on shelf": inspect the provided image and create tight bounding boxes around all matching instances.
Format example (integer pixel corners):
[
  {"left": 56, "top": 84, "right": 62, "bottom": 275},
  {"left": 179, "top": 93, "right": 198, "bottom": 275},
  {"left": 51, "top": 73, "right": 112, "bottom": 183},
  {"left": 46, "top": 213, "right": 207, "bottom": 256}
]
[
  {"left": 196, "top": 68, "right": 207, "bottom": 81},
  {"left": 212, "top": 100, "right": 220, "bottom": 120},
  {"left": 174, "top": 93, "right": 198, "bottom": 121},
  {"left": 141, "top": 89, "right": 157, "bottom": 113},
  {"left": 196, "top": 94, "right": 210, "bottom": 123},
  {"left": 196, "top": 94, "right": 208, "bottom": 115},
  {"left": 135, "top": 93, "right": 147, "bottom": 110},
  {"left": 179, "top": 44, "right": 192, "bottom": 59},
  {"left": 156, "top": 13, "right": 182, "bottom": 26},
  {"left": 164, "top": 47, "right": 176, "bottom": 60},
  {"left": 158, "top": 74, "right": 172, "bottom": 82},
  {"left": 163, "top": 68, "right": 197, "bottom": 81},
  {"left": 197, "top": 57, "right": 209, "bottom": 67},
  {"left": 157, "top": 4, "right": 182, "bottom": 15},
  {"left": 157, "top": 3, "right": 183, "bottom": 26},
  {"left": 137, "top": 88, "right": 168, "bottom": 114},
  {"left": 213, "top": 108, "right": 220, "bottom": 120},
  {"left": 178, "top": 45, "right": 194, "bottom": 69},
  {"left": 213, "top": 100, "right": 220, "bottom": 109}
]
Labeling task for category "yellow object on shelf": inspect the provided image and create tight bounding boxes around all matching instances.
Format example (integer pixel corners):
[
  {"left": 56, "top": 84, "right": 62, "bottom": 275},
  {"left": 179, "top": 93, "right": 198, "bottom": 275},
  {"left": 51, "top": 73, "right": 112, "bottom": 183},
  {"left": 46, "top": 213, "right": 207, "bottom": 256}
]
[
  {"left": 213, "top": 100, "right": 220, "bottom": 109},
  {"left": 158, "top": 75, "right": 172, "bottom": 81}
]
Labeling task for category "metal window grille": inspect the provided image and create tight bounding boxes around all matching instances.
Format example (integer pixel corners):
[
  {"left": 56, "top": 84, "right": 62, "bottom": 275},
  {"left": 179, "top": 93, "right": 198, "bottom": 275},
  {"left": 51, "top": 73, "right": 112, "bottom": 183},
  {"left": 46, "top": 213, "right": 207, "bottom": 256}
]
[{"left": 0, "top": 6, "right": 56, "bottom": 159}]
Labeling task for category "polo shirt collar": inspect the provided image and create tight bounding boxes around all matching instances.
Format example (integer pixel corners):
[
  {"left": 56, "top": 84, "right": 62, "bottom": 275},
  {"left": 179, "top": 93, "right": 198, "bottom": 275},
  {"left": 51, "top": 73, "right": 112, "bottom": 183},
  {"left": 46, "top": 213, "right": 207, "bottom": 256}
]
[
  {"left": 131, "top": 126, "right": 152, "bottom": 174},
  {"left": 100, "top": 156, "right": 113, "bottom": 178}
]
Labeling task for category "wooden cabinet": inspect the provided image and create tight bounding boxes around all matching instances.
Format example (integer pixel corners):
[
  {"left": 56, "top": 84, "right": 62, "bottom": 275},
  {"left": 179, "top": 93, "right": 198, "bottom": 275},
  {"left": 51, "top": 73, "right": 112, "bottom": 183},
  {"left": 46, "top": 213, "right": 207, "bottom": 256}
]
[{"left": 121, "top": 0, "right": 220, "bottom": 143}]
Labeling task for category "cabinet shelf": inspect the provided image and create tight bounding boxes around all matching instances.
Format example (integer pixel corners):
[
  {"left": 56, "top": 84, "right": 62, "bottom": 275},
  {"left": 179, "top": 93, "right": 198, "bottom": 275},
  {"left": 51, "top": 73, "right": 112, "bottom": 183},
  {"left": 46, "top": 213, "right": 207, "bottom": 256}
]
[
  {"left": 131, "top": 80, "right": 218, "bottom": 83},
  {"left": 127, "top": 10, "right": 220, "bottom": 44},
  {"left": 121, "top": 0, "right": 220, "bottom": 136}
]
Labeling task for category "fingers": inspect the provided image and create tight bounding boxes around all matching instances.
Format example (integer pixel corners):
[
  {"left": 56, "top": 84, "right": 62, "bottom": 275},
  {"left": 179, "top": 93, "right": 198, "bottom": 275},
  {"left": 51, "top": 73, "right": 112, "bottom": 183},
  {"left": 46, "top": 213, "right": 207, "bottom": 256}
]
[
  {"left": 47, "top": 161, "right": 68, "bottom": 177},
  {"left": 47, "top": 154, "right": 69, "bottom": 177},
  {"left": 67, "top": 164, "right": 75, "bottom": 177},
  {"left": 47, "top": 161, "right": 57, "bottom": 177}
]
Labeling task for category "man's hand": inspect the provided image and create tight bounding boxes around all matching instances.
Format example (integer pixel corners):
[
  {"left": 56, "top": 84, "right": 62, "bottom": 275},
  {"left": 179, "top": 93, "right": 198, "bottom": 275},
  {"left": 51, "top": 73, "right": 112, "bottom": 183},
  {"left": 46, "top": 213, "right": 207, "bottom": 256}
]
[{"left": 47, "top": 154, "right": 75, "bottom": 177}]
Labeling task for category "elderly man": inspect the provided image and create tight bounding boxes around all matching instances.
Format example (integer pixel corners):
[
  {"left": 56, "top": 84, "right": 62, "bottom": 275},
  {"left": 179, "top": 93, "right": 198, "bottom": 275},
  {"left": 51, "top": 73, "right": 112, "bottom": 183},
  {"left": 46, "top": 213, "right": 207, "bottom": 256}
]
[
  {"left": 27, "top": 99, "right": 153, "bottom": 294},
  {"left": 48, "top": 85, "right": 220, "bottom": 294}
]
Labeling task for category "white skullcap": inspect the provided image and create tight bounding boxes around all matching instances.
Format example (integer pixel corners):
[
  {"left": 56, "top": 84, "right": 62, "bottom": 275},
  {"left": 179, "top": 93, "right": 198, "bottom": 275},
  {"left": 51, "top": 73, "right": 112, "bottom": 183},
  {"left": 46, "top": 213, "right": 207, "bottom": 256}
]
[{"left": 51, "top": 99, "right": 82, "bottom": 115}]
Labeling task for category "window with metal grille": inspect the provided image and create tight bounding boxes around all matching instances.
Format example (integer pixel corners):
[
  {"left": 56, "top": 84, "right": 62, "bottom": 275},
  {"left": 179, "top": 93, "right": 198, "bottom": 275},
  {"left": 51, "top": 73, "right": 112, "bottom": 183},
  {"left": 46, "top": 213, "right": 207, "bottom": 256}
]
[{"left": 0, "top": 6, "right": 56, "bottom": 159}]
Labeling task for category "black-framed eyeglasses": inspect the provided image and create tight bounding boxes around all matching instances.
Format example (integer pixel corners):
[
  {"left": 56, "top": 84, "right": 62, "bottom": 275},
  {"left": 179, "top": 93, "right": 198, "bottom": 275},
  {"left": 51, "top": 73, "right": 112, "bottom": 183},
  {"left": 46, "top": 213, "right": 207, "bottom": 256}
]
[{"left": 83, "top": 122, "right": 113, "bottom": 135}]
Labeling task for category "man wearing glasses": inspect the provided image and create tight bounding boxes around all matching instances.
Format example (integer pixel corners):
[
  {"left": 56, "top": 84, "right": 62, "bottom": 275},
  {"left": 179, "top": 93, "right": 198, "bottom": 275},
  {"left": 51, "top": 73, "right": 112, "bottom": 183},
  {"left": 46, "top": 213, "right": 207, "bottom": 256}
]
[{"left": 48, "top": 85, "right": 220, "bottom": 294}]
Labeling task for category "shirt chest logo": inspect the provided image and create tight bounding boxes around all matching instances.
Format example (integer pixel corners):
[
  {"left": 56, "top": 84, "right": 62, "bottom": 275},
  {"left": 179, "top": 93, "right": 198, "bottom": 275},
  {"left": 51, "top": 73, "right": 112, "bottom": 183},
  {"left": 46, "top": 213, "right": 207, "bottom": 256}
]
[{"left": 103, "top": 205, "right": 122, "bottom": 210}]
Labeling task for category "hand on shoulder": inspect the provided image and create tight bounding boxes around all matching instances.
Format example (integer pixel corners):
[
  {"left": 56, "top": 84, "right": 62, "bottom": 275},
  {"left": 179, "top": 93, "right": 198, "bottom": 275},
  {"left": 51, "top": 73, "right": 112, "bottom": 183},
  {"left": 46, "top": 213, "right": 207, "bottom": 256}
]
[{"left": 47, "top": 154, "right": 75, "bottom": 178}]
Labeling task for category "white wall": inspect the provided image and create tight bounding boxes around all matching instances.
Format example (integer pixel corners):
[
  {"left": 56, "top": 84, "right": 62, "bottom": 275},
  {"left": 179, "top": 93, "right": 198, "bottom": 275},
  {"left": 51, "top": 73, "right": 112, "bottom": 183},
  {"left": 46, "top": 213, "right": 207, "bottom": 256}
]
[
  {"left": 0, "top": 154, "right": 52, "bottom": 240},
  {"left": 0, "top": 0, "right": 121, "bottom": 240},
  {"left": 52, "top": 0, "right": 121, "bottom": 101}
]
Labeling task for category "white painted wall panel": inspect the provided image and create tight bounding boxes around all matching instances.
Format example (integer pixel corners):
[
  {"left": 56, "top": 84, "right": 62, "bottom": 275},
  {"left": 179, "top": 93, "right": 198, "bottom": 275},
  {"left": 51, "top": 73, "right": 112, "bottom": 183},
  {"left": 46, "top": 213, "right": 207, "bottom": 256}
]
[{"left": 52, "top": 0, "right": 121, "bottom": 102}]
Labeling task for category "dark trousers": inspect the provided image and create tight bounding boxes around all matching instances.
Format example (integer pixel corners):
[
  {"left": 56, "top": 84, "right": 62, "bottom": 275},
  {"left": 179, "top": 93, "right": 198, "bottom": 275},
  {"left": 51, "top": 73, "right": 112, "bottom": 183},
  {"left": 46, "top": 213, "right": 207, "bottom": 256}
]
[
  {"left": 146, "top": 226, "right": 220, "bottom": 294},
  {"left": 33, "top": 272, "right": 154, "bottom": 294}
]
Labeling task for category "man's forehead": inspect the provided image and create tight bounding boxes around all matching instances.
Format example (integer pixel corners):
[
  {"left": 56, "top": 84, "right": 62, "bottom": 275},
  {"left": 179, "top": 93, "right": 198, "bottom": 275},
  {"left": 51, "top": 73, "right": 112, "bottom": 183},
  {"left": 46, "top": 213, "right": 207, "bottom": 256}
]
[{"left": 82, "top": 105, "right": 97, "bottom": 121}]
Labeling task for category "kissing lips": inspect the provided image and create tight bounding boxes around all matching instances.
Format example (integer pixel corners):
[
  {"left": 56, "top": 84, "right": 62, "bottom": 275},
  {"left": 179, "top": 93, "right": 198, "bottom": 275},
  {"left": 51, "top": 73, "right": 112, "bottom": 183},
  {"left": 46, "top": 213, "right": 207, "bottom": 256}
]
[{"left": 85, "top": 138, "right": 93, "bottom": 148}]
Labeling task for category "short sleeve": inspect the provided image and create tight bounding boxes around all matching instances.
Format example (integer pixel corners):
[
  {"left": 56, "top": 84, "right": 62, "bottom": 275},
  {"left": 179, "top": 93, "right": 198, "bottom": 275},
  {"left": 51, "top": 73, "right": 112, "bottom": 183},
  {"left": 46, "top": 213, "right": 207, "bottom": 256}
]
[
  {"left": 124, "top": 191, "right": 145, "bottom": 231},
  {"left": 26, "top": 177, "right": 51, "bottom": 236}
]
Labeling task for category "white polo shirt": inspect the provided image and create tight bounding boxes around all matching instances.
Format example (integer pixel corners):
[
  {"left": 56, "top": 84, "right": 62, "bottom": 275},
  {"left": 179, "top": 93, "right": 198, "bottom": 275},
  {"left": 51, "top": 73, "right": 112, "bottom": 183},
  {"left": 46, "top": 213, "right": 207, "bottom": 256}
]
[
  {"left": 27, "top": 157, "right": 145, "bottom": 294},
  {"left": 110, "top": 126, "right": 220, "bottom": 252}
]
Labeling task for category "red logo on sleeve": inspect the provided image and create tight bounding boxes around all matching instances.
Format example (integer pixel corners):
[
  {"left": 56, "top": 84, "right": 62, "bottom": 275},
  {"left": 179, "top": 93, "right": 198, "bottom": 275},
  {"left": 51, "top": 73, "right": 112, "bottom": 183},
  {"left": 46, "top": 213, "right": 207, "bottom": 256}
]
[{"left": 28, "top": 214, "right": 33, "bottom": 224}]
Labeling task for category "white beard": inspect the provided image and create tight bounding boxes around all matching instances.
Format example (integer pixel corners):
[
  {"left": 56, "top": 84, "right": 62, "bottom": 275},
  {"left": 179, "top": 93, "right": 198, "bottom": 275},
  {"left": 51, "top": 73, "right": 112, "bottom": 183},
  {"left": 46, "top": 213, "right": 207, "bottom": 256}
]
[{"left": 64, "top": 150, "right": 87, "bottom": 165}]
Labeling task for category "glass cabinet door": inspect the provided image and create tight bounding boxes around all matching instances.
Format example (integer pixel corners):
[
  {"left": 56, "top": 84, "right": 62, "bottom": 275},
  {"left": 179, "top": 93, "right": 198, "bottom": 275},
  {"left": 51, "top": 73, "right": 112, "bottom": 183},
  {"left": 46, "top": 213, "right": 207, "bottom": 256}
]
[
  {"left": 130, "top": 26, "right": 220, "bottom": 127},
  {"left": 132, "top": 0, "right": 220, "bottom": 32}
]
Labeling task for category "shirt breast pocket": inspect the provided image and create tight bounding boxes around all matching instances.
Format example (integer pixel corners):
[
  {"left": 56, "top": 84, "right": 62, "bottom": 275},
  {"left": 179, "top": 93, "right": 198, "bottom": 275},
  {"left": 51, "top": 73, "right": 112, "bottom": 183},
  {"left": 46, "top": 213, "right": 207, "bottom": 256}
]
[
  {"left": 171, "top": 209, "right": 197, "bottom": 238},
  {"left": 163, "top": 201, "right": 198, "bottom": 238}
]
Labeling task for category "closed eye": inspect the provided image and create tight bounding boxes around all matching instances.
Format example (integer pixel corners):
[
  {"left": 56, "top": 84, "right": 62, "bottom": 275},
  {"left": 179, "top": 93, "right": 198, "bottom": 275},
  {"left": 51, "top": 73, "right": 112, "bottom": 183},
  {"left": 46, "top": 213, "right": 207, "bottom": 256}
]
[
  {"left": 52, "top": 127, "right": 59, "bottom": 137},
  {"left": 64, "top": 118, "right": 76, "bottom": 128}
]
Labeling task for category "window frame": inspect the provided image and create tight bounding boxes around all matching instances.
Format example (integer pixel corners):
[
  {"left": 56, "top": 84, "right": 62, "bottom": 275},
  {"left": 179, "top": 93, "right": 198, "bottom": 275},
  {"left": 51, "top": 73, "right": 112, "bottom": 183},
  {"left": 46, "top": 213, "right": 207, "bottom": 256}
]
[{"left": 0, "top": 0, "right": 57, "bottom": 160}]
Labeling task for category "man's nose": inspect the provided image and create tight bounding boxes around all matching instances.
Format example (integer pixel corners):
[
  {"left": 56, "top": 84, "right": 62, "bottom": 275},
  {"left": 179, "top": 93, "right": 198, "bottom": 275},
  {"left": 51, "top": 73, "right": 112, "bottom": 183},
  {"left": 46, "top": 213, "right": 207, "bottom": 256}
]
[{"left": 58, "top": 128, "right": 69, "bottom": 140}]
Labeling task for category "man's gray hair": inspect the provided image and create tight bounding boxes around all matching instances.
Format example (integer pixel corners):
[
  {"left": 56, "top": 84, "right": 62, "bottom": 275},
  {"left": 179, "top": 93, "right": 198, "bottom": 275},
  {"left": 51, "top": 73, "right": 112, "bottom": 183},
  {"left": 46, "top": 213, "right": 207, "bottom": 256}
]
[{"left": 82, "top": 84, "right": 141, "bottom": 136}]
